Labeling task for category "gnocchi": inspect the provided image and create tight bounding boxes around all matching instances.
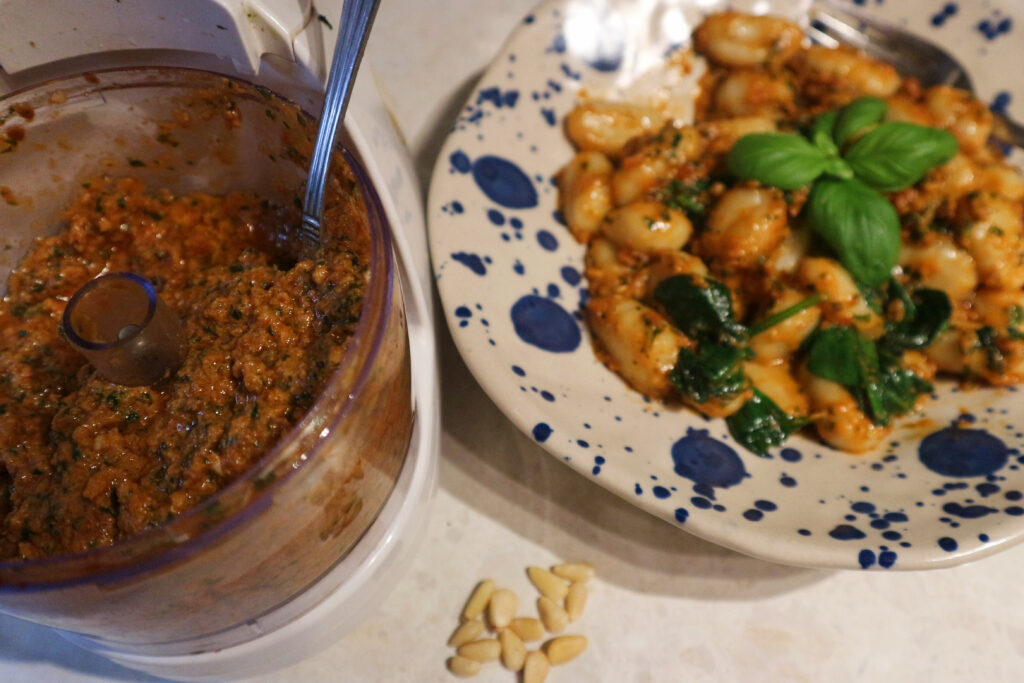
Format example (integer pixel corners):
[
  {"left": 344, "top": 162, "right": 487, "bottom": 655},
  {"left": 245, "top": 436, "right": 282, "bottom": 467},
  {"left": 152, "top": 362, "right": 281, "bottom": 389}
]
[{"left": 556, "top": 11, "right": 1024, "bottom": 455}]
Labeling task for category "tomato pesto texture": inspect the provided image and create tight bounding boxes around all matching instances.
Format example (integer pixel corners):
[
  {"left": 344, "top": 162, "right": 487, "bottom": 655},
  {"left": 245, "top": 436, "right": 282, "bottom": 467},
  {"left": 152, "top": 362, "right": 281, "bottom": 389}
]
[{"left": 0, "top": 175, "right": 370, "bottom": 560}]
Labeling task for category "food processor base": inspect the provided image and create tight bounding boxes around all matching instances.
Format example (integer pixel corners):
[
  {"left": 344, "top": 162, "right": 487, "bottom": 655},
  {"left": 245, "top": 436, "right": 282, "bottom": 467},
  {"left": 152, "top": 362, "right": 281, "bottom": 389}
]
[
  {"left": 57, "top": 403, "right": 438, "bottom": 680},
  {"left": 0, "top": 0, "right": 440, "bottom": 676}
]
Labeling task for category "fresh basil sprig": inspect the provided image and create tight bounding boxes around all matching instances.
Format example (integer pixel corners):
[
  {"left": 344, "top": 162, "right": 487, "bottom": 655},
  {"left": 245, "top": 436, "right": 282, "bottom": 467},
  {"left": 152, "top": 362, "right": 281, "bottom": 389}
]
[{"left": 726, "top": 97, "right": 959, "bottom": 287}]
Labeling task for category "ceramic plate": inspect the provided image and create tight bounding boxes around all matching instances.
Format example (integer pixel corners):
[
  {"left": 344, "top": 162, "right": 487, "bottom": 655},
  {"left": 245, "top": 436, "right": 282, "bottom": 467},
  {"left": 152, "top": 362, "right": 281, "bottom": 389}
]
[{"left": 427, "top": 0, "right": 1024, "bottom": 569}]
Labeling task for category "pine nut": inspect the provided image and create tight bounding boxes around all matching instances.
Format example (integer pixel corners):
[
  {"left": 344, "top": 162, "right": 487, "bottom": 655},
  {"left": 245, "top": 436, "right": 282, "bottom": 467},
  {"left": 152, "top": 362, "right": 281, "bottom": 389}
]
[
  {"left": 488, "top": 588, "right": 517, "bottom": 629},
  {"left": 522, "top": 650, "right": 550, "bottom": 683},
  {"left": 551, "top": 562, "right": 595, "bottom": 583},
  {"left": 457, "top": 638, "right": 501, "bottom": 663},
  {"left": 500, "top": 627, "right": 527, "bottom": 671},
  {"left": 544, "top": 635, "right": 588, "bottom": 665},
  {"left": 448, "top": 619, "right": 485, "bottom": 647},
  {"left": 527, "top": 566, "right": 569, "bottom": 602},
  {"left": 537, "top": 595, "right": 568, "bottom": 634},
  {"left": 447, "top": 655, "right": 481, "bottom": 677},
  {"left": 509, "top": 617, "right": 546, "bottom": 642},
  {"left": 565, "top": 582, "right": 588, "bottom": 622},
  {"left": 461, "top": 579, "right": 495, "bottom": 621}
]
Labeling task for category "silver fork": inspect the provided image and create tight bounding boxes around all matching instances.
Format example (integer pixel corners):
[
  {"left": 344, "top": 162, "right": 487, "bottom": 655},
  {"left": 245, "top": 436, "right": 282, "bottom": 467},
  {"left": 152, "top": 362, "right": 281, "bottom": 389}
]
[{"left": 807, "top": 1, "right": 1024, "bottom": 148}]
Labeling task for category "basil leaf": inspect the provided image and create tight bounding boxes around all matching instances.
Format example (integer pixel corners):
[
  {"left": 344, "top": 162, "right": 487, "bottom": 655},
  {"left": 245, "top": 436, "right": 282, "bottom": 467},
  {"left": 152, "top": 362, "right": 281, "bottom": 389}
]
[
  {"left": 670, "top": 343, "right": 747, "bottom": 404},
  {"left": 728, "top": 133, "right": 829, "bottom": 190},
  {"left": 822, "top": 157, "right": 854, "bottom": 180},
  {"left": 809, "top": 110, "right": 839, "bottom": 155},
  {"left": 880, "top": 283, "right": 951, "bottom": 352},
  {"left": 653, "top": 274, "right": 748, "bottom": 344},
  {"left": 844, "top": 121, "right": 958, "bottom": 192},
  {"left": 807, "top": 178, "right": 901, "bottom": 286},
  {"left": 725, "top": 389, "right": 810, "bottom": 455},
  {"left": 833, "top": 96, "right": 887, "bottom": 147}
]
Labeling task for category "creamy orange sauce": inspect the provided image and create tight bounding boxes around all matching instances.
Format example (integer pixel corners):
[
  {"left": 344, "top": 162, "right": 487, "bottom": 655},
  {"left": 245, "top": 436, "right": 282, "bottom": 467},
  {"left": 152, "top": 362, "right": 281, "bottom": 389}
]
[{"left": 0, "top": 175, "right": 369, "bottom": 560}]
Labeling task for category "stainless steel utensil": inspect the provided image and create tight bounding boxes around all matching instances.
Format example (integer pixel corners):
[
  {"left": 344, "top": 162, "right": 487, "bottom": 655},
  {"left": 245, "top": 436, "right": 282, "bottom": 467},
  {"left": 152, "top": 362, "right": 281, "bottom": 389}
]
[
  {"left": 808, "top": 2, "right": 1024, "bottom": 148},
  {"left": 297, "top": 0, "right": 382, "bottom": 248}
]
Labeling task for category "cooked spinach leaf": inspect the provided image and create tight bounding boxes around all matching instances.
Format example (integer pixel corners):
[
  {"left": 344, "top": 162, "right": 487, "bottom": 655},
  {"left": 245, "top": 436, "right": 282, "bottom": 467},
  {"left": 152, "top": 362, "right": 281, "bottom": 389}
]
[
  {"left": 653, "top": 274, "right": 747, "bottom": 344},
  {"left": 807, "top": 326, "right": 932, "bottom": 426},
  {"left": 880, "top": 283, "right": 951, "bottom": 353},
  {"left": 725, "top": 388, "right": 810, "bottom": 455},
  {"left": 670, "top": 343, "right": 748, "bottom": 404},
  {"left": 976, "top": 326, "right": 1005, "bottom": 372}
]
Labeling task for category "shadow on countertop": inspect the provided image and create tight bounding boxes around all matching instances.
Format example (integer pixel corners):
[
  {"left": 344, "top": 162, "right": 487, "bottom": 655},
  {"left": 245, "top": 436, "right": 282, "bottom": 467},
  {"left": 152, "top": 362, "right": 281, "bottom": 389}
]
[
  {"left": 0, "top": 614, "right": 166, "bottom": 682},
  {"left": 437, "top": 319, "right": 830, "bottom": 601}
]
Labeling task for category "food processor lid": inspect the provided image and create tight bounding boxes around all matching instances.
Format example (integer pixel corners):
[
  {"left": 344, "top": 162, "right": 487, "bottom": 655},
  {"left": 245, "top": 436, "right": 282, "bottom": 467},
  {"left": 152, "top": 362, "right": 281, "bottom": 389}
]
[
  {"left": 0, "top": 0, "right": 310, "bottom": 74},
  {"left": 0, "top": 0, "right": 340, "bottom": 108}
]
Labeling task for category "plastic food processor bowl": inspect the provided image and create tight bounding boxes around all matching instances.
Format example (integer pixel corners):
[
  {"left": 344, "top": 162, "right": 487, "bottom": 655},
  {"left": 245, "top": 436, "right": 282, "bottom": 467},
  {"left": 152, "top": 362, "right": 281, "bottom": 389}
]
[{"left": 0, "top": 67, "right": 415, "bottom": 655}]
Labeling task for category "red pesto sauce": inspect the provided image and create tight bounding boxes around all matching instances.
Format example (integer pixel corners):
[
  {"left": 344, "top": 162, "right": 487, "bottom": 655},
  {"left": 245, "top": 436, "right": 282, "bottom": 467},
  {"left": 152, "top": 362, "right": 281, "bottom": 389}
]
[{"left": 0, "top": 175, "right": 369, "bottom": 560}]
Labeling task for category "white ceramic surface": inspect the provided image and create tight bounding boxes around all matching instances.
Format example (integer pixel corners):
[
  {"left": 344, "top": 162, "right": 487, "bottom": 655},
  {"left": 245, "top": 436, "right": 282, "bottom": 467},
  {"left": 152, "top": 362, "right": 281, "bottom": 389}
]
[{"left": 428, "top": 0, "right": 1024, "bottom": 570}]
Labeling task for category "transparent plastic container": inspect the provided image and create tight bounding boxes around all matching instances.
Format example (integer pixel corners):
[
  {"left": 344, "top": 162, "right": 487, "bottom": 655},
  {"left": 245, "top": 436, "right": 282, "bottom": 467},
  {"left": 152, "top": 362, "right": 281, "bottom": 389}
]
[{"left": 0, "top": 68, "right": 413, "bottom": 653}]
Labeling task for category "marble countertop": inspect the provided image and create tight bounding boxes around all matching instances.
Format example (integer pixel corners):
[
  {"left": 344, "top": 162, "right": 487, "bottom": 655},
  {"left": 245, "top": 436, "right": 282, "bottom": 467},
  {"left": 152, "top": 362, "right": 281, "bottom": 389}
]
[{"left": 3, "top": 1, "right": 1024, "bottom": 681}]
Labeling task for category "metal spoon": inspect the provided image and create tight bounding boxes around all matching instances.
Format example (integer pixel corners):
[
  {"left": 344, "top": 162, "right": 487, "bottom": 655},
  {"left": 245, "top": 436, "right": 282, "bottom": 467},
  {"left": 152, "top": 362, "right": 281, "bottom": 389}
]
[{"left": 296, "top": 0, "right": 382, "bottom": 248}]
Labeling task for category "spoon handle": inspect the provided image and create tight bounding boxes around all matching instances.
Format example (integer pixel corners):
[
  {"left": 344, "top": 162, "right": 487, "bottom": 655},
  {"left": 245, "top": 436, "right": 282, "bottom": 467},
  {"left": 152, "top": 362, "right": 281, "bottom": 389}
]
[{"left": 300, "top": 0, "right": 382, "bottom": 243}]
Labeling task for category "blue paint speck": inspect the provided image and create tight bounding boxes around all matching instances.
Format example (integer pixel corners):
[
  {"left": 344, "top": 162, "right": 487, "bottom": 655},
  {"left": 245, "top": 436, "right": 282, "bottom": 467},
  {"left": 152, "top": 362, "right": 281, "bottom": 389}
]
[
  {"left": 938, "top": 537, "right": 958, "bottom": 552},
  {"left": 743, "top": 509, "right": 764, "bottom": 522},
  {"left": 943, "top": 502, "right": 997, "bottom": 518},
  {"left": 780, "top": 448, "right": 802, "bottom": 463},
  {"left": 487, "top": 209, "right": 506, "bottom": 226},
  {"left": 920, "top": 427, "right": 1009, "bottom": 477},
  {"left": 450, "top": 150, "right": 472, "bottom": 173},
  {"left": 471, "top": 155, "right": 538, "bottom": 209},
  {"left": 537, "top": 230, "right": 559, "bottom": 251},
  {"left": 451, "top": 252, "right": 487, "bottom": 275},
  {"left": 533, "top": 423, "right": 553, "bottom": 442},
  {"left": 858, "top": 549, "right": 876, "bottom": 569},
  {"left": 561, "top": 266, "right": 581, "bottom": 286},
  {"left": 829, "top": 525, "right": 867, "bottom": 541},
  {"left": 510, "top": 295, "right": 581, "bottom": 352},
  {"left": 653, "top": 486, "right": 670, "bottom": 499},
  {"left": 671, "top": 428, "right": 748, "bottom": 491},
  {"left": 674, "top": 508, "right": 688, "bottom": 523}
]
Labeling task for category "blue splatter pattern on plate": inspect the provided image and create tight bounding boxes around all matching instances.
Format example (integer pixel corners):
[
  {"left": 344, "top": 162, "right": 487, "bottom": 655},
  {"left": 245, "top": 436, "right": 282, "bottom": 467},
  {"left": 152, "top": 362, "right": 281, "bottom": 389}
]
[{"left": 427, "top": 0, "right": 1024, "bottom": 570}]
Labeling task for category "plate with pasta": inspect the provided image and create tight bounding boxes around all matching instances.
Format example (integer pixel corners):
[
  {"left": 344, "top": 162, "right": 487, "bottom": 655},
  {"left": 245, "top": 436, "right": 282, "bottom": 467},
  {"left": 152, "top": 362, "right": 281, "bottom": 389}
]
[{"left": 427, "top": 0, "right": 1024, "bottom": 569}]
